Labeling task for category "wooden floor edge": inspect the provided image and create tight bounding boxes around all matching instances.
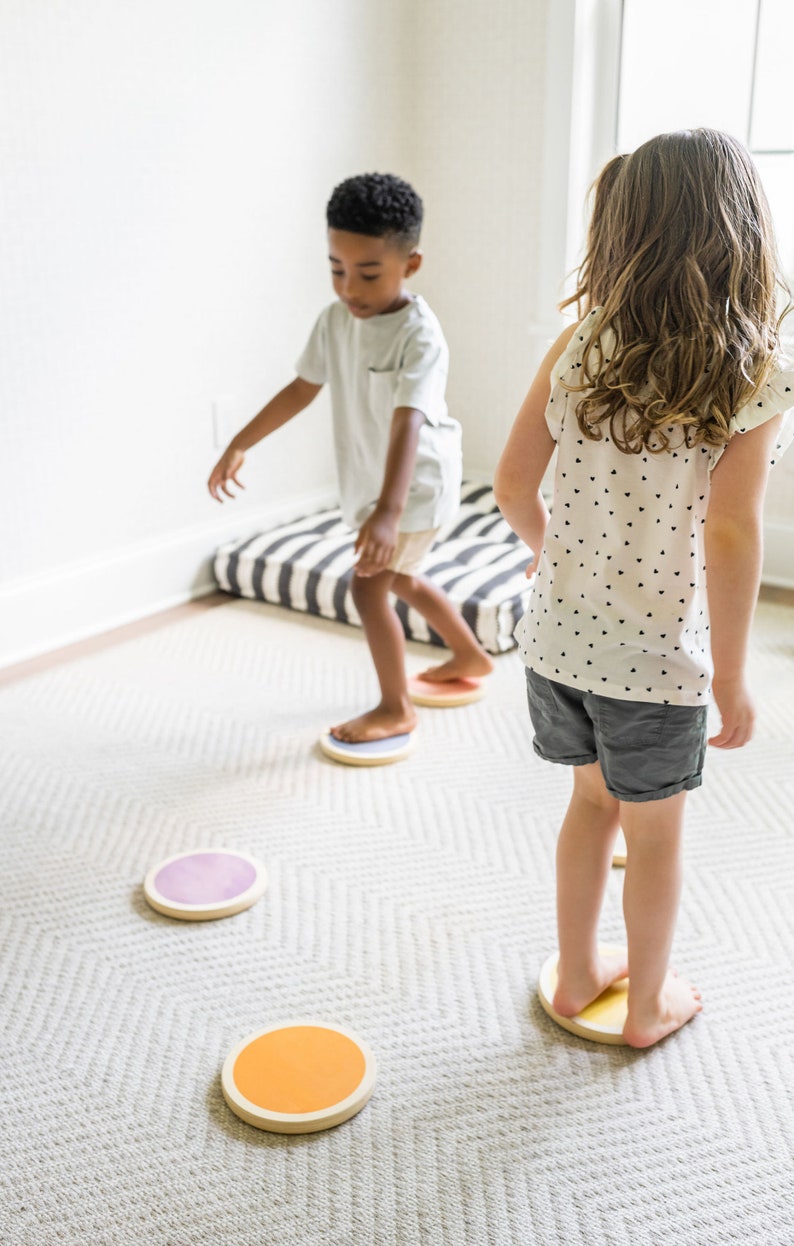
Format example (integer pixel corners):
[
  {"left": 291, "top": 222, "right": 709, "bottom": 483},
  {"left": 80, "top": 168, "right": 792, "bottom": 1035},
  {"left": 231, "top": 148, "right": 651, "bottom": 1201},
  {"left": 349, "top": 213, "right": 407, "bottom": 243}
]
[
  {"left": 0, "top": 592, "right": 231, "bottom": 688},
  {"left": 2, "top": 583, "right": 791, "bottom": 689}
]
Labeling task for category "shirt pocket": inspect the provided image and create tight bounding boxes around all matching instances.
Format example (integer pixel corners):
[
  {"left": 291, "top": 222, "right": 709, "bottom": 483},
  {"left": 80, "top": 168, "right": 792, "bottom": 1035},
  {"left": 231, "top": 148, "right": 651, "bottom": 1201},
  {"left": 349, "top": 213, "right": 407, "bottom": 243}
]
[{"left": 367, "top": 368, "right": 397, "bottom": 419}]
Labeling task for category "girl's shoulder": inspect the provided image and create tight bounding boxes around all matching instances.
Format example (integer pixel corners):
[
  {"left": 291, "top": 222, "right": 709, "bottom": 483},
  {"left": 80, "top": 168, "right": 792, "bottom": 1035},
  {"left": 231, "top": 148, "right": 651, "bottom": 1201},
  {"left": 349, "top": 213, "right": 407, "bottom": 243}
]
[
  {"left": 715, "top": 359, "right": 794, "bottom": 469},
  {"left": 732, "top": 362, "right": 794, "bottom": 429},
  {"left": 550, "top": 307, "right": 615, "bottom": 388}
]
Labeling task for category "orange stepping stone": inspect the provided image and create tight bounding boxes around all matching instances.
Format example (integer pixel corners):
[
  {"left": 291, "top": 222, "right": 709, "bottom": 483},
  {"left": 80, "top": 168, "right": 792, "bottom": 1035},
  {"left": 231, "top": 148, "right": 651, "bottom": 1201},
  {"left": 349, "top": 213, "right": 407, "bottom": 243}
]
[{"left": 221, "top": 1022, "right": 377, "bottom": 1133}]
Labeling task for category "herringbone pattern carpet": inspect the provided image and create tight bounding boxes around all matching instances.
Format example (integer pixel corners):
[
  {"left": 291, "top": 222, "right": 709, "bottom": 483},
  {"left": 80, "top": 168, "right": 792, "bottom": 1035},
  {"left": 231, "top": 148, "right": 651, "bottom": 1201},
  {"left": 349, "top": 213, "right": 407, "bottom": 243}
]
[{"left": 1, "top": 598, "right": 792, "bottom": 1245}]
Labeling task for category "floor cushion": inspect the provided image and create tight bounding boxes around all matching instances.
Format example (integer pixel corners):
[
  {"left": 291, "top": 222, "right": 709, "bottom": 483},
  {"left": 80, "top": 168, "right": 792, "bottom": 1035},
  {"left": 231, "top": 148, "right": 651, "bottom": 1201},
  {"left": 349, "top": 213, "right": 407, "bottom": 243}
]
[{"left": 213, "top": 483, "right": 532, "bottom": 654}]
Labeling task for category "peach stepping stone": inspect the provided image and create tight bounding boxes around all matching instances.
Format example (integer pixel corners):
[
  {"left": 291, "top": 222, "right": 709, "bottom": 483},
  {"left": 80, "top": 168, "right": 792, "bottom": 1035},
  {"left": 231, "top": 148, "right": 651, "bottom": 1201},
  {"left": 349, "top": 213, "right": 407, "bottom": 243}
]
[
  {"left": 612, "top": 829, "right": 627, "bottom": 867},
  {"left": 408, "top": 676, "right": 484, "bottom": 707},
  {"left": 143, "top": 849, "right": 267, "bottom": 921},
  {"left": 221, "top": 1022, "right": 377, "bottom": 1133},
  {"left": 319, "top": 730, "right": 415, "bottom": 766},
  {"left": 537, "top": 945, "right": 629, "bottom": 1045}
]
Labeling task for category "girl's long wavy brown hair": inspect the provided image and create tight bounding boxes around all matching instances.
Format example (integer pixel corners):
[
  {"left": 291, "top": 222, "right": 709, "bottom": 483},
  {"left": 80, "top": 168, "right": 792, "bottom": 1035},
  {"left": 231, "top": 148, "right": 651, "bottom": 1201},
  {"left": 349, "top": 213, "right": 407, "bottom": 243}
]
[{"left": 561, "top": 129, "right": 790, "bottom": 454}]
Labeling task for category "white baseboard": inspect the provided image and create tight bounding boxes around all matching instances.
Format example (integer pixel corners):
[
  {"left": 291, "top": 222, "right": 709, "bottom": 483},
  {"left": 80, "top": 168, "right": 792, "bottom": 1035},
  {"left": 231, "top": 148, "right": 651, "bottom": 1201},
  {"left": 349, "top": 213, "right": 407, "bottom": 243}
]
[
  {"left": 0, "top": 488, "right": 338, "bottom": 670},
  {"left": 3, "top": 492, "right": 790, "bottom": 671},
  {"left": 762, "top": 519, "right": 794, "bottom": 589}
]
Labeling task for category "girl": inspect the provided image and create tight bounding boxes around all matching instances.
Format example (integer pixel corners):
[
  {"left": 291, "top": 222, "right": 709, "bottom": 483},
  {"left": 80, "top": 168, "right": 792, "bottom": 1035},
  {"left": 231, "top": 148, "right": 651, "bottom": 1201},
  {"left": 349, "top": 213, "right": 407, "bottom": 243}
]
[{"left": 495, "top": 129, "right": 794, "bottom": 1048}]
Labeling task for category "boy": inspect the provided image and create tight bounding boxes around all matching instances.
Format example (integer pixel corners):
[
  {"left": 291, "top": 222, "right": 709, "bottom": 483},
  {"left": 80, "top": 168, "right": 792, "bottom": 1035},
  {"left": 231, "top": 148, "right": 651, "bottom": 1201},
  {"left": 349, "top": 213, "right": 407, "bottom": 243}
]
[{"left": 208, "top": 173, "right": 492, "bottom": 743}]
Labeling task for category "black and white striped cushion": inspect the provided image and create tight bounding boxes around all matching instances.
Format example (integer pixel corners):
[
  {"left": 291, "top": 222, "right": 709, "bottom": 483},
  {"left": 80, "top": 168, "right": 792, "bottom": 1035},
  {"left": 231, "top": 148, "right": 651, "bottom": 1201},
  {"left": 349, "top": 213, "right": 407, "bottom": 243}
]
[{"left": 213, "top": 484, "right": 532, "bottom": 654}]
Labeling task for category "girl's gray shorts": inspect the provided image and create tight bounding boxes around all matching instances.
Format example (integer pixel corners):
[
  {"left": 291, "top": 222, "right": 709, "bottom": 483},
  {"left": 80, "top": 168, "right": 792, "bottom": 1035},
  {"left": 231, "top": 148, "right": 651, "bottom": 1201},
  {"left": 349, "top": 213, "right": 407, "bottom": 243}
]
[{"left": 525, "top": 668, "right": 708, "bottom": 803}]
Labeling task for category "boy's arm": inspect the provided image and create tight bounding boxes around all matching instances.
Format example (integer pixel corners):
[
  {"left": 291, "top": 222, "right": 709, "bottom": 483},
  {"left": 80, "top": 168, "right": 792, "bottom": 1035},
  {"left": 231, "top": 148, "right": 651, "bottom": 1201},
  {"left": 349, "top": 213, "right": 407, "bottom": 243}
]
[
  {"left": 208, "top": 376, "right": 322, "bottom": 502},
  {"left": 705, "top": 412, "right": 782, "bottom": 748},
  {"left": 354, "top": 406, "right": 425, "bottom": 577},
  {"left": 494, "top": 326, "right": 576, "bottom": 564}
]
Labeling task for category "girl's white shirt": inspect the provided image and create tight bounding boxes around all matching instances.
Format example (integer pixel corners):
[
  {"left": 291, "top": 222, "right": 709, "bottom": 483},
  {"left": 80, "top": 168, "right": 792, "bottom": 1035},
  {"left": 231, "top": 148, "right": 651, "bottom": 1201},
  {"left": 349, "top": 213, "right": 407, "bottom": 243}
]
[{"left": 516, "top": 308, "right": 794, "bottom": 706}]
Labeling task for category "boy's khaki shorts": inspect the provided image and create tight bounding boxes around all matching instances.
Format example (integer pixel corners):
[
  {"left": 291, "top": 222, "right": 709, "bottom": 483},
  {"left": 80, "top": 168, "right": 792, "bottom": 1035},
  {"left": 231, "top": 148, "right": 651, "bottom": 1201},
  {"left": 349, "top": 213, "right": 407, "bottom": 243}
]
[{"left": 388, "top": 529, "right": 439, "bottom": 576}]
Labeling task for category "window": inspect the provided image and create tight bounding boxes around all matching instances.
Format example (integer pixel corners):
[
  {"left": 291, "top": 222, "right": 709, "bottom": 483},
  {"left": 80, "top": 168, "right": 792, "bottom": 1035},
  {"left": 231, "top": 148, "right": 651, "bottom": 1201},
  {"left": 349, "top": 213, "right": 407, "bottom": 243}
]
[{"left": 618, "top": 0, "right": 794, "bottom": 276}]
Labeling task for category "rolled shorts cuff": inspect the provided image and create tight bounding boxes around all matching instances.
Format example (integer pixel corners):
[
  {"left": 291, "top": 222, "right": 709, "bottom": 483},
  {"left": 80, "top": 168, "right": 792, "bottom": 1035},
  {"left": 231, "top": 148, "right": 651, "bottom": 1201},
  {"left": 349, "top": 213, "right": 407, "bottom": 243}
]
[
  {"left": 533, "top": 737, "right": 703, "bottom": 802},
  {"left": 605, "top": 772, "right": 703, "bottom": 804},
  {"left": 532, "top": 740, "right": 597, "bottom": 768}
]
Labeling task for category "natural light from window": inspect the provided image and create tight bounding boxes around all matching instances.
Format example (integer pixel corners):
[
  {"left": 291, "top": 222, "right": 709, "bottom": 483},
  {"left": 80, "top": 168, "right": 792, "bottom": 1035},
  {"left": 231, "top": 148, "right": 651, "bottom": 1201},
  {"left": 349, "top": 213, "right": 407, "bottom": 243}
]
[{"left": 618, "top": 0, "right": 794, "bottom": 280}]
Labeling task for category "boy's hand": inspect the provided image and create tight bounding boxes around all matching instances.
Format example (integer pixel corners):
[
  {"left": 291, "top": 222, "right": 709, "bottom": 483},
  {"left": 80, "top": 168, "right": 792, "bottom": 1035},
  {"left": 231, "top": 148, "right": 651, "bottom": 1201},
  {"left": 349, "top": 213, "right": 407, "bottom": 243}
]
[
  {"left": 208, "top": 447, "right": 246, "bottom": 502},
  {"left": 354, "top": 507, "right": 399, "bottom": 577},
  {"left": 708, "top": 676, "right": 755, "bottom": 749}
]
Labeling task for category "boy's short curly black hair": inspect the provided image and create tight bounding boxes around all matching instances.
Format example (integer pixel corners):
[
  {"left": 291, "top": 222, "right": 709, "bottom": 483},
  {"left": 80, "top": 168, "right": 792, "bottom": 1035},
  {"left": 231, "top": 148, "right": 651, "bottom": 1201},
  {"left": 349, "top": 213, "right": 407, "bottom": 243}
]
[{"left": 326, "top": 173, "right": 423, "bottom": 250}]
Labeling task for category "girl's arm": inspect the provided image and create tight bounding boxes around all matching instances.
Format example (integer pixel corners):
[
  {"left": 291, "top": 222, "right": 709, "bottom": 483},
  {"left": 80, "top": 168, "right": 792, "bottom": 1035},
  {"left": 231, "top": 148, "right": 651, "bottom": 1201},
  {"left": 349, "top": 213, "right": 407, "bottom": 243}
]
[
  {"left": 705, "top": 412, "right": 783, "bottom": 748},
  {"left": 494, "top": 326, "right": 576, "bottom": 559}
]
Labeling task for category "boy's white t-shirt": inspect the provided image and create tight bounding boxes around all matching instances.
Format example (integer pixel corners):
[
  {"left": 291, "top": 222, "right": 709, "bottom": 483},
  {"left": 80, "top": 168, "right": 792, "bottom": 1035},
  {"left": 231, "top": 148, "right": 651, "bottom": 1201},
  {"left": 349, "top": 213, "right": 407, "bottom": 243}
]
[
  {"left": 516, "top": 308, "right": 794, "bottom": 706},
  {"left": 295, "top": 294, "right": 462, "bottom": 533}
]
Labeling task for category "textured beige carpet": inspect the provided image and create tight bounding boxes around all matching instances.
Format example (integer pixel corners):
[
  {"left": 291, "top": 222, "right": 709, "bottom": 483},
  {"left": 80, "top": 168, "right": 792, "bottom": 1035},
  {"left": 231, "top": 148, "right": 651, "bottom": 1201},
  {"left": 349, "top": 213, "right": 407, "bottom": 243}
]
[{"left": 1, "top": 597, "right": 793, "bottom": 1245}]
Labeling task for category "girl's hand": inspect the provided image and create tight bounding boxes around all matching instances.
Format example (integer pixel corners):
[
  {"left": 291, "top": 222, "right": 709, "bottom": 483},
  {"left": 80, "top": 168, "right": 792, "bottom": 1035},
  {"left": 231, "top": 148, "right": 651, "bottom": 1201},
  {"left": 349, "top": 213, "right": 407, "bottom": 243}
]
[
  {"left": 354, "top": 508, "right": 398, "bottom": 577},
  {"left": 708, "top": 677, "right": 755, "bottom": 749},
  {"left": 525, "top": 557, "right": 536, "bottom": 580},
  {"left": 208, "top": 447, "right": 246, "bottom": 502}
]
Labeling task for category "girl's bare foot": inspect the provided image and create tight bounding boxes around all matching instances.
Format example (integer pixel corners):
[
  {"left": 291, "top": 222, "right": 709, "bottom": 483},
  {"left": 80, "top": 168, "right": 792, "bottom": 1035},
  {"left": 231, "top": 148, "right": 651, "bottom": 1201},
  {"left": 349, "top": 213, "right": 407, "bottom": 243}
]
[
  {"left": 416, "top": 651, "right": 494, "bottom": 683},
  {"left": 552, "top": 950, "right": 629, "bottom": 1017},
  {"left": 331, "top": 702, "right": 417, "bottom": 743},
  {"left": 623, "top": 971, "right": 702, "bottom": 1048}
]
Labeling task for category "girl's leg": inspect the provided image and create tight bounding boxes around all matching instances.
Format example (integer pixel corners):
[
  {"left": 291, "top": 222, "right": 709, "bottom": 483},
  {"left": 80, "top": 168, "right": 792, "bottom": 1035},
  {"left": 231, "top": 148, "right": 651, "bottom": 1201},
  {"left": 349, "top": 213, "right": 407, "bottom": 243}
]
[
  {"left": 331, "top": 570, "right": 418, "bottom": 743},
  {"left": 620, "top": 791, "right": 702, "bottom": 1047},
  {"left": 553, "top": 761, "right": 628, "bottom": 1016},
  {"left": 391, "top": 572, "right": 494, "bottom": 682}
]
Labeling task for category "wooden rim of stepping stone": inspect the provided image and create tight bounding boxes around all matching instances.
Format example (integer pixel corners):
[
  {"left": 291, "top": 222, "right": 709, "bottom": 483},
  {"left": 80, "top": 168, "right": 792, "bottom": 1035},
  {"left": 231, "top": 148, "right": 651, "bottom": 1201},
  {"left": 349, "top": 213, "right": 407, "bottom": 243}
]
[
  {"left": 143, "top": 849, "right": 268, "bottom": 921},
  {"left": 537, "top": 945, "right": 629, "bottom": 1046},
  {"left": 612, "top": 829, "right": 627, "bottom": 868},
  {"left": 408, "top": 675, "right": 485, "bottom": 707},
  {"left": 319, "top": 730, "right": 415, "bottom": 767},
  {"left": 221, "top": 1021, "right": 377, "bottom": 1134}
]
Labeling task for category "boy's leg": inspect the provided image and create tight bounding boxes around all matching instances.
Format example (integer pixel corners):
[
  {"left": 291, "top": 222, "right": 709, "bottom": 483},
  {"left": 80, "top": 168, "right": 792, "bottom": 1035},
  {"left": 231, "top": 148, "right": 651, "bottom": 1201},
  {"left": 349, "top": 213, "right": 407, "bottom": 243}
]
[
  {"left": 620, "top": 792, "right": 702, "bottom": 1048},
  {"left": 331, "top": 570, "right": 417, "bottom": 743},
  {"left": 391, "top": 572, "right": 494, "bottom": 682},
  {"left": 553, "top": 761, "right": 628, "bottom": 1016}
]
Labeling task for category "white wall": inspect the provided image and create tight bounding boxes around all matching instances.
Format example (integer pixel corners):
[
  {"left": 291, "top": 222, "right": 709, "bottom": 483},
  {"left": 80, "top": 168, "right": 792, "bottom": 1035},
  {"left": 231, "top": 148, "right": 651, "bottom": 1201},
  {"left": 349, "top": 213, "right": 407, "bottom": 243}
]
[
  {"left": 0, "top": 0, "right": 406, "bottom": 664},
  {"left": 0, "top": 0, "right": 558, "bottom": 668},
  {"left": 762, "top": 443, "right": 794, "bottom": 587},
  {"left": 2, "top": 0, "right": 789, "bottom": 669},
  {"left": 397, "top": 0, "right": 551, "bottom": 471}
]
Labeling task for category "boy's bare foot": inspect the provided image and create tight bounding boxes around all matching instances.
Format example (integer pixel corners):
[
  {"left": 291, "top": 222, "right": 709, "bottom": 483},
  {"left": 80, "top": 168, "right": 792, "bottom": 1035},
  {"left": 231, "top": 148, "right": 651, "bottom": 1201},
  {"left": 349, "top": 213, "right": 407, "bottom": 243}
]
[
  {"left": 416, "top": 651, "right": 494, "bottom": 683},
  {"left": 552, "top": 949, "right": 629, "bottom": 1017},
  {"left": 331, "top": 702, "right": 418, "bottom": 744},
  {"left": 623, "top": 970, "right": 702, "bottom": 1048}
]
